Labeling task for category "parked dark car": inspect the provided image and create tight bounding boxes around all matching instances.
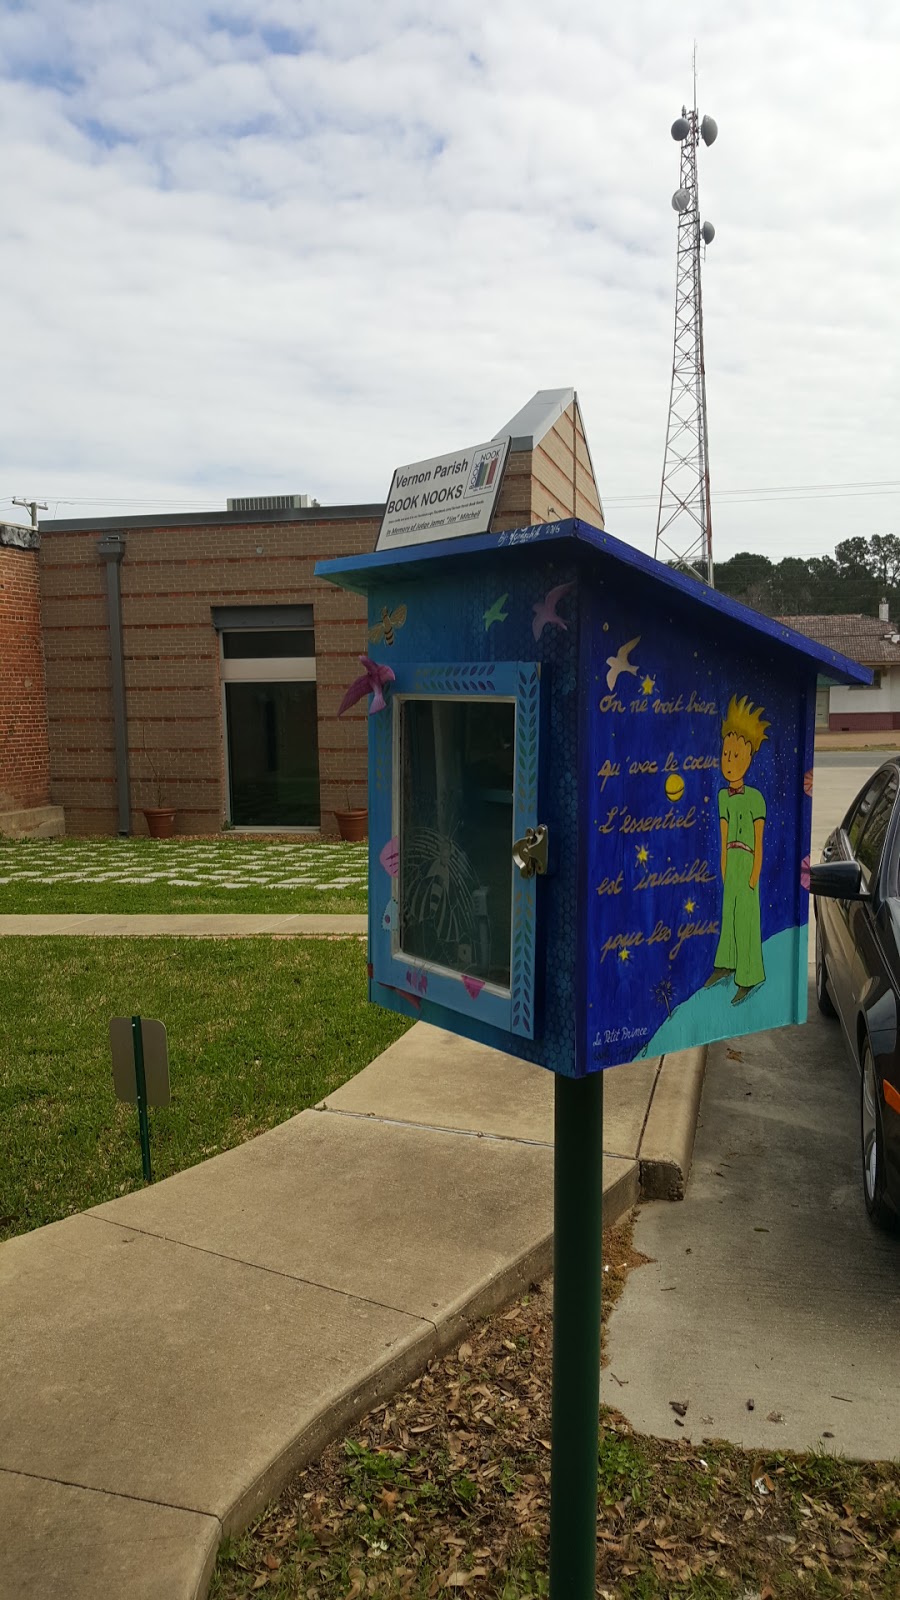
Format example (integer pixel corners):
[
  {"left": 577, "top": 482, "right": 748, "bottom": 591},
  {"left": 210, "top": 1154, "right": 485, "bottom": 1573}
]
[{"left": 812, "top": 759, "right": 900, "bottom": 1229}]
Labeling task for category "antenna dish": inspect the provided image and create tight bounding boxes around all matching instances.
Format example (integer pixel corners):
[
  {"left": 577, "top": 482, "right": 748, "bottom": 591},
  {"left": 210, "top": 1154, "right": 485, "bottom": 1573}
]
[
  {"left": 701, "top": 220, "right": 715, "bottom": 244},
  {"left": 671, "top": 189, "right": 690, "bottom": 213},
  {"left": 671, "top": 117, "right": 690, "bottom": 141},
  {"left": 700, "top": 115, "right": 718, "bottom": 146}
]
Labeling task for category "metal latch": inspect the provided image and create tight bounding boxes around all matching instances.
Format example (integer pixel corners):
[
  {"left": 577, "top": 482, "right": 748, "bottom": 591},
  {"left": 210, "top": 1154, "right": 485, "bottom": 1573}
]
[{"left": 513, "top": 824, "right": 549, "bottom": 878}]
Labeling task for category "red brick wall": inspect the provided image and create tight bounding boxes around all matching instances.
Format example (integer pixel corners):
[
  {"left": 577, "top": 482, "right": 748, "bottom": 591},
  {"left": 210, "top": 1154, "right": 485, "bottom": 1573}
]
[
  {"left": 829, "top": 711, "right": 900, "bottom": 731},
  {"left": 0, "top": 539, "right": 51, "bottom": 813},
  {"left": 39, "top": 517, "right": 377, "bottom": 835}
]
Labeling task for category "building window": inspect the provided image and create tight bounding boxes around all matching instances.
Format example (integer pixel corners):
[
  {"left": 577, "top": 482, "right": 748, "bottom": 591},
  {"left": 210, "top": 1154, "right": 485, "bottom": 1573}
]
[{"left": 218, "top": 615, "right": 320, "bottom": 828}]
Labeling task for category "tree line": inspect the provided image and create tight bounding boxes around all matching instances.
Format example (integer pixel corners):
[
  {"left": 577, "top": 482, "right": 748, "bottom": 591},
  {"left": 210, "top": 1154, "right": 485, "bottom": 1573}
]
[{"left": 710, "top": 534, "right": 900, "bottom": 618}]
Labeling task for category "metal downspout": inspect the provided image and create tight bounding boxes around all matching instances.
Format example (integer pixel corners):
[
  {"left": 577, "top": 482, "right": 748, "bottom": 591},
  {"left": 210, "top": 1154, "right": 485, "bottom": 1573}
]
[{"left": 98, "top": 533, "right": 131, "bottom": 835}]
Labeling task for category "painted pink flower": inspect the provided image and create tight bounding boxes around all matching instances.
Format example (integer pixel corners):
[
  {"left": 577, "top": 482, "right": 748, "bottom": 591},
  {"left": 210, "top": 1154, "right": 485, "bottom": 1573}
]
[
  {"left": 461, "top": 975, "right": 485, "bottom": 1000},
  {"left": 338, "top": 655, "right": 396, "bottom": 717},
  {"left": 800, "top": 855, "right": 811, "bottom": 890},
  {"left": 804, "top": 770, "right": 814, "bottom": 798}
]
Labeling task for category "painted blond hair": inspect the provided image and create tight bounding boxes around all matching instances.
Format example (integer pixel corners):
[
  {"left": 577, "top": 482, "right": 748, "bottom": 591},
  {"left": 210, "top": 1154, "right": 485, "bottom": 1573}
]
[{"left": 721, "top": 694, "right": 769, "bottom": 752}]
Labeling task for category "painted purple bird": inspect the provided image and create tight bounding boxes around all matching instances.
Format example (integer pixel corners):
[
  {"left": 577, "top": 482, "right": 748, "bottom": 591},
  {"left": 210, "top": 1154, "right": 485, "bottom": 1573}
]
[
  {"left": 338, "top": 655, "right": 396, "bottom": 716},
  {"left": 532, "top": 581, "right": 574, "bottom": 641}
]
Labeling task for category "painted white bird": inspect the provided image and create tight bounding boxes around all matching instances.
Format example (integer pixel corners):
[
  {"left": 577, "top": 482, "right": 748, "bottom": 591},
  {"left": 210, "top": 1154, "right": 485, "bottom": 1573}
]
[{"left": 605, "top": 636, "right": 641, "bottom": 691}]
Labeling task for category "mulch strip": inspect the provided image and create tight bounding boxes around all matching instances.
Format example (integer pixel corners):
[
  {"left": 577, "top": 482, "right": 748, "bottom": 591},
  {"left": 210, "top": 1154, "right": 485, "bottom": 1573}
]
[{"left": 213, "top": 1219, "right": 900, "bottom": 1598}]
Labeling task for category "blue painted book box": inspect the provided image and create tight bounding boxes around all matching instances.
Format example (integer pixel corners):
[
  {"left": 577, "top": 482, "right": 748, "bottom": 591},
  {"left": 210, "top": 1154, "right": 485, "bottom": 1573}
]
[{"left": 317, "top": 519, "right": 868, "bottom": 1077}]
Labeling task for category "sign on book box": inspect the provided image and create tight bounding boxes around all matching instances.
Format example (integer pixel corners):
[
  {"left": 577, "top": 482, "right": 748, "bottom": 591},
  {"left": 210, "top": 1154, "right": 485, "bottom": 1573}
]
[{"left": 376, "top": 437, "right": 509, "bottom": 552}]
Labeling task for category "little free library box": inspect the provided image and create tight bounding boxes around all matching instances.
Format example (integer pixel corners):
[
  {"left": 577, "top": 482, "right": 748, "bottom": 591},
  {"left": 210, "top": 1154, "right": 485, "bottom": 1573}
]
[{"left": 317, "top": 518, "right": 868, "bottom": 1076}]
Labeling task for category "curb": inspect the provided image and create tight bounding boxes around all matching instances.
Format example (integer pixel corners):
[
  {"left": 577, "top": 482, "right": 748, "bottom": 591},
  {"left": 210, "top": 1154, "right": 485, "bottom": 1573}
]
[
  {"left": 638, "top": 1044, "right": 708, "bottom": 1201},
  {"left": 214, "top": 1152, "right": 640, "bottom": 1560}
]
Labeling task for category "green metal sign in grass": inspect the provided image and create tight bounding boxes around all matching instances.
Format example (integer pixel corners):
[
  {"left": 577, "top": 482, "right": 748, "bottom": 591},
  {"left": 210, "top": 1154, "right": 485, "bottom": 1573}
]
[{"left": 110, "top": 1016, "right": 171, "bottom": 1182}]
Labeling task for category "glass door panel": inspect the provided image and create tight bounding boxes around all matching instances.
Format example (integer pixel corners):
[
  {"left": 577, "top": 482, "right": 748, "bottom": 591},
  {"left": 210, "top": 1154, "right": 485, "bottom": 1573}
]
[
  {"left": 225, "top": 681, "right": 321, "bottom": 827},
  {"left": 370, "top": 660, "right": 541, "bottom": 1039},
  {"left": 398, "top": 698, "right": 515, "bottom": 987}
]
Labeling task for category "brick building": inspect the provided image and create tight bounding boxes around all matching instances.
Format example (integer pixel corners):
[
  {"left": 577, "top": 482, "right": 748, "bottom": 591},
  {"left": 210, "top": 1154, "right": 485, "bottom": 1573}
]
[
  {"left": 0, "top": 524, "right": 62, "bottom": 837},
  {"left": 779, "top": 607, "right": 900, "bottom": 732},
  {"left": 1, "top": 389, "right": 603, "bottom": 837}
]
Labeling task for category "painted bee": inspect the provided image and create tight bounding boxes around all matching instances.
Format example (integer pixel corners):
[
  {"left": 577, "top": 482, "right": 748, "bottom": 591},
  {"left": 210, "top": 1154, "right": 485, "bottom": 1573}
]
[{"left": 368, "top": 603, "right": 407, "bottom": 647}]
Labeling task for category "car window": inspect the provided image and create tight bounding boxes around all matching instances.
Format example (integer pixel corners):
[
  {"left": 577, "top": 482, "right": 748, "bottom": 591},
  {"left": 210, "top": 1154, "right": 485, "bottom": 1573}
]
[
  {"left": 845, "top": 773, "right": 890, "bottom": 854},
  {"left": 856, "top": 774, "right": 899, "bottom": 889}
]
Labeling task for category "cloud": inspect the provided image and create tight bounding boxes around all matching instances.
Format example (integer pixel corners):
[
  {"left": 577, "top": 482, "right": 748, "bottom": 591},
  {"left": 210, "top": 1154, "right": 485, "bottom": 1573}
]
[{"left": 0, "top": 0, "right": 898, "bottom": 559}]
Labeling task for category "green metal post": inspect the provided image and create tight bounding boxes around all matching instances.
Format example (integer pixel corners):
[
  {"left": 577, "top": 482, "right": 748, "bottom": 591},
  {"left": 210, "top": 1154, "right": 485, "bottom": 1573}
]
[
  {"left": 549, "top": 1069, "right": 604, "bottom": 1598},
  {"left": 131, "top": 1015, "right": 153, "bottom": 1184}
]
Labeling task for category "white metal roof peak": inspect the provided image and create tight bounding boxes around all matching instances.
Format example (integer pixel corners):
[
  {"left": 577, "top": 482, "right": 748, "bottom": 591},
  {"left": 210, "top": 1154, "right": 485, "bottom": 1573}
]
[{"left": 492, "top": 388, "right": 577, "bottom": 452}]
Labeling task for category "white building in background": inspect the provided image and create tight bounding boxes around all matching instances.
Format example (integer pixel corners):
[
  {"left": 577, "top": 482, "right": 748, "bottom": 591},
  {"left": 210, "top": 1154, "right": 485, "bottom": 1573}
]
[{"left": 781, "top": 603, "right": 900, "bottom": 733}]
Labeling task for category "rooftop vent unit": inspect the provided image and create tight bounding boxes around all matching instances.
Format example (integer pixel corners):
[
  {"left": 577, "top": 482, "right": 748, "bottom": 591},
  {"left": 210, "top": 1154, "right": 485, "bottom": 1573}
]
[{"left": 227, "top": 493, "right": 320, "bottom": 513}]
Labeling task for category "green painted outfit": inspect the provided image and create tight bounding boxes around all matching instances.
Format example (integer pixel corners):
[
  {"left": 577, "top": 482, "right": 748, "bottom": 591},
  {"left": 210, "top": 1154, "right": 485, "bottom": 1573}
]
[{"left": 714, "top": 785, "right": 766, "bottom": 990}]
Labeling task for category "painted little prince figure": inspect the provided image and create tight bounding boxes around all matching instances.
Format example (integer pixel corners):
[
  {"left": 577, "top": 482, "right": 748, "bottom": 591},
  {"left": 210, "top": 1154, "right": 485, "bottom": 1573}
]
[{"left": 705, "top": 694, "right": 770, "bottom": 1004}]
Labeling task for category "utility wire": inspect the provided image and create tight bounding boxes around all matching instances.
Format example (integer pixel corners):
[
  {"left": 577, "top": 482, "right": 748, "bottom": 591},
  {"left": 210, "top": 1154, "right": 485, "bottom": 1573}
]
[
  {"left": 615, "top": 476, "right": 900, "bottom": 500},
  {"left": 3, "top": 476, "right": 899, "bottom": 515},
  {"left": 609, "top": 479, "right": 900, "bottom": 508}
]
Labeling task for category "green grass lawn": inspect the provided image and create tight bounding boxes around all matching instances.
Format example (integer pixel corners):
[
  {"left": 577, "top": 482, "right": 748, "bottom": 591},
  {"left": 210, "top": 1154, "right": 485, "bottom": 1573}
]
[
  {"left": 0, "top": 937, "right": 409, "bottom": 1241},
  {"left": 0, "top": 837, "right": 367, "bottom": 915}
]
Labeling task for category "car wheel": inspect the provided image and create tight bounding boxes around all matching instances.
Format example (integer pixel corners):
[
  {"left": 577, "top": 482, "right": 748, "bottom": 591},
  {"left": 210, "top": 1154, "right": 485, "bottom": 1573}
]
[
  {"left": 815, "top": 917, "right": 837, "bottom": 1019},
  {"left": 861, "top": 1042, "right": 895, "bottom": 1231}
]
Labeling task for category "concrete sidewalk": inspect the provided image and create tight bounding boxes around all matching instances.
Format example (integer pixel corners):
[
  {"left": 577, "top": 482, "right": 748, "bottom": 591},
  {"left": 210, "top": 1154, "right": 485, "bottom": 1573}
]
[
  {"left": 0, "top": 913, "right": 367, "bottom": 936},
  {"left": 0, "top": 1023, "right": 705, "bottom": 1600}
]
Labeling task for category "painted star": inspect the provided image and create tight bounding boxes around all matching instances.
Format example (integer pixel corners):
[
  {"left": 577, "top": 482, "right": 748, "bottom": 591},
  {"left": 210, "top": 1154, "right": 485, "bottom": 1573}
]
[
  {"left": 684, "top": 898, "right": 696, "bottom": 914},
  {"left": 635, "top": 845, "right": 650, "bottom": 865},
  {"left": 641, "top": 675, "right": 655, "bottom": 695},
  {"left": 618, "top": 948, "right": 631, "bottom": 962}
]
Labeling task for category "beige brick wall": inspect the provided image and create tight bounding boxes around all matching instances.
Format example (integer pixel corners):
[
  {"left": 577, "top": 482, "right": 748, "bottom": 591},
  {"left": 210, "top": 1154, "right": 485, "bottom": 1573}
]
[
  {"left": 492, "top": 403, "right": 603, "bottom": 532},
  {"left": 531, "top": 404, "right": 604, "bottom": 526},
  {"left": 40, "top": 518, "right": 376, "bottom": 835},
  {"left": 39, "top": 419, "right": 605, "bottom": 838}
]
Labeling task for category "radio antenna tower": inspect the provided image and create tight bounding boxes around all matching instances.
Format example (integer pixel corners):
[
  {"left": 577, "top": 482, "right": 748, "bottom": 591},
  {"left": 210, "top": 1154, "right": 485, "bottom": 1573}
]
[{"left": 653, "top": 56, "right": 718, "bottom": 585}]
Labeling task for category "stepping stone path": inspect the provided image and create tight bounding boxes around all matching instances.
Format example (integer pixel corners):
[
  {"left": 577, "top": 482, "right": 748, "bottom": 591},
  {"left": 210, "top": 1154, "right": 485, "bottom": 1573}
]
[{"left": 0, "top": 841, "right": 368, "bottom": 893}]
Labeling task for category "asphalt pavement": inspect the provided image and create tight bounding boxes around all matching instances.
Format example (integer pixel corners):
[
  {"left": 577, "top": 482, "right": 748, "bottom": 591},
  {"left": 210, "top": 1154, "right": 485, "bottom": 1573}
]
[{"left": 815, "top": 749, "right": 900, "bottom": 768}]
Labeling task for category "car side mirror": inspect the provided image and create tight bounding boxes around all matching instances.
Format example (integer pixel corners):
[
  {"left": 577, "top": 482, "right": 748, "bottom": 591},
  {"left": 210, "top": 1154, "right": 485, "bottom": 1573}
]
[{"left": 809, "top": 861, "right": 869, "bottom": 902}]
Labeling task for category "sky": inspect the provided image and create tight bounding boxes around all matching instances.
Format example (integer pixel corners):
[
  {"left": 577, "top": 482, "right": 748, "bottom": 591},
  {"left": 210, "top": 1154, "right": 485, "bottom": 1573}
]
[{"left": 1, "top": 0, "right": 898, "bottom": 560}]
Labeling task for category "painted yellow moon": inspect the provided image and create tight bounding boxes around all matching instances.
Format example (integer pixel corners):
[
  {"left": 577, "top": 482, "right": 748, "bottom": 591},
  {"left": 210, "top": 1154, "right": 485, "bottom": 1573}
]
[{"left": 665, "top": 773, "right": 685, "bottom": 802}]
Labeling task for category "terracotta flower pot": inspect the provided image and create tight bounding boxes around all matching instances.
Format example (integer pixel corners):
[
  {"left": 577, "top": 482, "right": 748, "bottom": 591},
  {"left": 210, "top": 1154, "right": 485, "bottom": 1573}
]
[
  {"left": 143, "top": 807, "right": 177, "bottom": 839},
  {"left": 334, "top": 808, "right": 368, "bottom": 842}
]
